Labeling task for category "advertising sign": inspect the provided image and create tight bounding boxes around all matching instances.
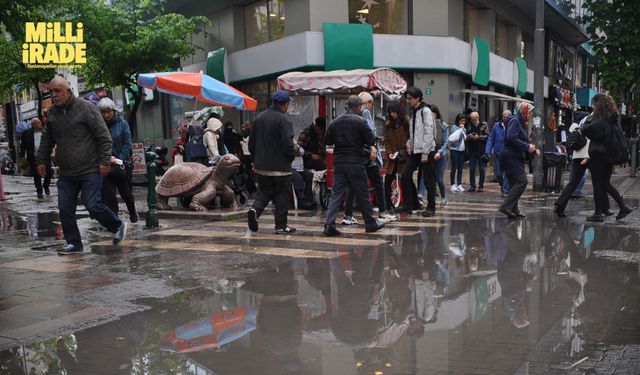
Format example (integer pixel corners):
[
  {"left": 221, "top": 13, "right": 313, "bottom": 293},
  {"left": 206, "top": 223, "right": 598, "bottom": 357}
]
[{"left": 131, "top": 142, "right": 146, "bottom": 175}]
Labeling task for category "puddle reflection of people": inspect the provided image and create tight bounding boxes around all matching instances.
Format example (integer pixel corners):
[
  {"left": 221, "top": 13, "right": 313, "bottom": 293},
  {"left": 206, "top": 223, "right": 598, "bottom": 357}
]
[{"left": 488, "top": 223, "right": 539, "bottom": 328}]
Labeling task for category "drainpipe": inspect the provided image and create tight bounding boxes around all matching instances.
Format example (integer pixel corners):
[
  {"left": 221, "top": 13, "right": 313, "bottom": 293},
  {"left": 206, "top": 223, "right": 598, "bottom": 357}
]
[{"left": 532, "top": 0, "right": 546, "bottom": 191}]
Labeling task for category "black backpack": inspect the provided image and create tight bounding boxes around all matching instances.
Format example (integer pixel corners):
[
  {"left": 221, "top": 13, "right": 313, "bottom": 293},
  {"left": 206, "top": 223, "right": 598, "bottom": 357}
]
[
  {"left": 566, "top": 129, "right": 587, "bottom": 151},
  {"left": 608, "top": 122, "right": 630, "bottom": 165}
]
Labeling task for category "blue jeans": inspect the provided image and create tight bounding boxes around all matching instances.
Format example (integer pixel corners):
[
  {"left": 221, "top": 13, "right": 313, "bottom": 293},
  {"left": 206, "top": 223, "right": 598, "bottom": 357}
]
[
  {"left": 493, "top": 155, "right": 509, "bottom": 193},
  {"left": 450, "top": 150, "right": 465, "bottom": 186},
  {"left": 468, "top": 153, "right": 485, "bottom": 189},
  {"left": 575, "top": 171, "right": 587, "bottom": 194},
  {"left": 57, "top": 172, "right": 122, "bottom": 248}
]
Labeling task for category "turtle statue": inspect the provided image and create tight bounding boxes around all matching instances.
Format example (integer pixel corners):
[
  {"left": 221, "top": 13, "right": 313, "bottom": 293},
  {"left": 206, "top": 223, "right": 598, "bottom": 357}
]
[{"left": 156, "top": 154, "right": 241, "bottom": 211}]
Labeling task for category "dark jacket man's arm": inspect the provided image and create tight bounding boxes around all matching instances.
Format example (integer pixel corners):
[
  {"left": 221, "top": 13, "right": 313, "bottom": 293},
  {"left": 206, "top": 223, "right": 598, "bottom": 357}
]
[
  {"left": 281, "top": 117, "right": 295, "bottom": 161},
  {"left": 86, "top": 105, "right": 113, "bottom": 165},
  {"left": 360, "top": 121, "right": 376, "bottom": 146},
  {"left": 19, "top": 131, "right": 28, "bottom": 159},
  {"left": 325, "top": 124, "right": 335, "bottom": 146},
  {"left": 35, "top": 126, "right": 55, "bottom": 166},
  {"left": 248, "top": 122, "right": 256, "bottom": 161}
]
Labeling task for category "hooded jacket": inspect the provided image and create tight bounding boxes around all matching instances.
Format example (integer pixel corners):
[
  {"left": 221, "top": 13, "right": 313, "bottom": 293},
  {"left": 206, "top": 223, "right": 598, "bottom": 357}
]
[
  {"left": 407, "top": 102, "right": 436, "bottom": 154},
  {"left": 203, "top": 118, "right": 222, "bottom": 157}
]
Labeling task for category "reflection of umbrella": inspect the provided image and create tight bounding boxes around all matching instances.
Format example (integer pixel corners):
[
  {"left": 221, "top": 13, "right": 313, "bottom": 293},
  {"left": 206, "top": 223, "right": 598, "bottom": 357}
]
[
  {"left": 160, "top": 306, "right": 257, "bottom": 353},
  {"left": 137, "top": 71, "right": 257, "bottom": 111}
]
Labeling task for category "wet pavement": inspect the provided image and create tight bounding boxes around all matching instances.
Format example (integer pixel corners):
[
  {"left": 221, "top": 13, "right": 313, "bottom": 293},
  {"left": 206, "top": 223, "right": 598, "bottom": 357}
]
[{"left": 0, "top": 172, "right": 639, "bottom": 374}]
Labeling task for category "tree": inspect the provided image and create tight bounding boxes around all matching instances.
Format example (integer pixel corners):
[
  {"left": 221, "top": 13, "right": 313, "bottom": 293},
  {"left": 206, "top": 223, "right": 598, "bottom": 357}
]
[
  {"left": 75, "top": 0, "right": 208, "bottom": 136},
  {"left": 583, "top": 0, "right": 640, "bottom": 109},
  {"left": 0, "top": 0, "right": 64, "bottom": 120}
]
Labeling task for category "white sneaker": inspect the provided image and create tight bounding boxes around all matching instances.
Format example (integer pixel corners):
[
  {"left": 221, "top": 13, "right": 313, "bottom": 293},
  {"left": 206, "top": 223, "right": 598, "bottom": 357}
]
[
  {"left": 450, "top": 185, "right": 459, "bottom": 192},
  {"left": 457, "top": 185, "right": 465, "bottom": 192},
  {"left": 341, "top": 216, "right": 358, "bottom": 225},
  {"left": 440, "top": 198, "right": 448, "bottom": 207},
  {"left": 380, "top": 213, "right": 398, "bottom": 222}
]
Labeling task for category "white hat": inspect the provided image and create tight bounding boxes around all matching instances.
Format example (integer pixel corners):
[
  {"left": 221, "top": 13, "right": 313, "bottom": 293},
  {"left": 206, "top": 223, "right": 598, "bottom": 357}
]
[{"left": 206, "top": 118, "right": 223, "bottom": 132}]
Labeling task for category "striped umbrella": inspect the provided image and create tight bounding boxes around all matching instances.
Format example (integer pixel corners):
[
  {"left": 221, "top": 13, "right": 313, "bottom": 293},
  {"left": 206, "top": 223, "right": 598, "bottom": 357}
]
[{"left": 138, "top": 71, "right": 257, "bottom": 111}]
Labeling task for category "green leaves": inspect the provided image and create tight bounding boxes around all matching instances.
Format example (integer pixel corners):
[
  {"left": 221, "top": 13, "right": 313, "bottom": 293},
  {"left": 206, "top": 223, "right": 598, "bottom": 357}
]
[{"left": 583, "top": 0, "right": 640, "bottom": 107}]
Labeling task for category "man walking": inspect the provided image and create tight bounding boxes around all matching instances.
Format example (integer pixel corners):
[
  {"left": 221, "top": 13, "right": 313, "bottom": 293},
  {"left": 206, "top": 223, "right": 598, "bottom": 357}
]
[
  {"left": 20, "top": 117, "right": 52, "bottom": 198},
  {"left": 323, "top": 95, "right": 385, "bottom": 236},
  {"left": 36, "top": 77, "right": 127, "bottom": 254},
  {"left": 467, "top": 112, "right": 488, "bottom": 192},
  {"left": 403, "top": 87, "right": 437, "bottom": 217},
  {"left": 247, "top": 91, "right": 296, "bottom": 234},
  {"left": 486, "top": 110, "right": 511, "bottom": 197}
]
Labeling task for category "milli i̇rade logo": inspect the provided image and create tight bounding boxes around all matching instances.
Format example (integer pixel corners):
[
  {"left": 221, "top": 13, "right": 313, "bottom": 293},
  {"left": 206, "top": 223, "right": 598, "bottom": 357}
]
[{"left": 22, "top": 22, "right": 86, "bottom": 69}]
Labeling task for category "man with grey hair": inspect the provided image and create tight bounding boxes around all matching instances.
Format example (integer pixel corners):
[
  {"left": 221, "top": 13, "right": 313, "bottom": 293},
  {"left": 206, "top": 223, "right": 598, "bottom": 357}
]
[
  {"left": 323, "top": 95, "right": 385, "bottom": 236},
  {"left": 36, "top": 76, "right": 127, "bottom": 254},
  {"left": 486, "top": 109, "right": 512, "bottom": 196},
  {"left": 20, "top": 117, "right": 52, "bottom": 198}
]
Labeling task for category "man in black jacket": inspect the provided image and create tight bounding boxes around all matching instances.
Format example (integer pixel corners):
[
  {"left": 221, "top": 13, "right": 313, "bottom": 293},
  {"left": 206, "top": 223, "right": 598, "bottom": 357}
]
[
  {"left": 323, "top": 96, "right": 385, "bottom": 236},
  {"left": 36, "top": 77, "right": 126, "bottom": 254},
  {"left": 247, "top": 91, "right": 296, "bottom": 234},
  {"left": 20, "top": 117, "right": 52, "bottom": 198}
]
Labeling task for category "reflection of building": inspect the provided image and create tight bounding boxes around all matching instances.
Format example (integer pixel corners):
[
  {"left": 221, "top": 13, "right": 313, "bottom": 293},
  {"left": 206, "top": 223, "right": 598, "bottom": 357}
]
[{"left": 133, "top": 0, "right": 588, "bottom": 152}]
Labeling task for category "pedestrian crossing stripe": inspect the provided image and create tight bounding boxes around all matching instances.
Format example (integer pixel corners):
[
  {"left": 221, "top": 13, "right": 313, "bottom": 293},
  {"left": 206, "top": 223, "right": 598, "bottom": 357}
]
[
  {"left": 259, "top": 216, "right": 448, "bottom": 227},
  {"left": 154, "top": 229, "right": 387, "bottom": 246},
  {"left": 204, "top": 221, "right": 421, "bottom": 236},
  {"left": 92, "top": 240, "right": 340, "bottom": 259}
]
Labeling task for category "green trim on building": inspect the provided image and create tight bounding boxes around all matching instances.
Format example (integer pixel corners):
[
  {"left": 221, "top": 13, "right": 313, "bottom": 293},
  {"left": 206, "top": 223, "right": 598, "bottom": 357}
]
[
  {"left": 323, "top": 23, "right": 373, "bottom": 71},
  {"left": 472, "top": 37, "right": 490, "bottom": 86},
  {"left": 207, "top": 47, "right": 227, "bottom": 83},
  {"left": 514, "top": 57, "right": 528, "bottom": 96}
]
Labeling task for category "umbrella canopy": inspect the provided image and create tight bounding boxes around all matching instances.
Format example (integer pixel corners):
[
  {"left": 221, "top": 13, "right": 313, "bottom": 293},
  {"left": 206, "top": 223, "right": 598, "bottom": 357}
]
[
  {"left": 138, "top": 71, "right": 257, "bottom": 111},
  {"left": 277, "top": 68, "right": 407, "bottom": 96}
]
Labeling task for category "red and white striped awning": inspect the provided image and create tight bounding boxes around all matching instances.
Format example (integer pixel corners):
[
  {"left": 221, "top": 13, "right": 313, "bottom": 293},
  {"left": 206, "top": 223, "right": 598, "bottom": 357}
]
[{"left": 277, "top": 68, "right": 407, "bottom": 96}]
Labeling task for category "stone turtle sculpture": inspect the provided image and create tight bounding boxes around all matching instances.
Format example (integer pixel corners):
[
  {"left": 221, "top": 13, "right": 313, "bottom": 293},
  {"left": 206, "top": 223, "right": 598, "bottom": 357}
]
[{"left": 156, "top": 154, "right": 241, "bottom": 211}]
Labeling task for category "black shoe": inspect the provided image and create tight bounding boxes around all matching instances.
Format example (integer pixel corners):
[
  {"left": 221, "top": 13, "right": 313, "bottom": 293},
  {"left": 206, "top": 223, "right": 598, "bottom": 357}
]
[
  {"left": 501, "top": 192, "right": 509, "bottom": 198},
  {"left": 37, "top": 194, "right": 44, "bottom": 199},
  {"left": 553, "top": 205, "right": 566, "bottom": 218},
  {"left": 323, "top": 225, "right": 341, "bottom": 237},
  {"left": 299, "top": 201, "right": 317, "bottom": 210},
  {"left": 616, "top": 205, "right": 633, "bottom": 221},
  {"left": 44, "top": 186, "right": 50, "bottom": 196},
  {"left": 468, "top": 186, "right": 476, "bottom": 192},
  {"left": 515, "top": 212, "right": 526, "bottom": 218},
  {"left": 275, "top": 226, "right": 296, "bottom": 234},
  {"left": 499, "top": 207, "right": 518, "bottom": 219},
  {"left": 365, "top": 220, "right": 385, "bottom": 233},
  {"left": 129, "top": 211, "right": 139, "bottom": 223},
  {"left": 57, "top": 244, "right": 84, "bottom": 255},
  {"left": 571, "top": 192, "right": 585, "bottom": 199},
  {"left": 586, "top": 214, "right": 604, "bottom": 222},
  {"left": 248, "top": 208, "right": 258, "bottom": 232},
  {"left": 421, "top": 210, "right": 435, "bottom": 217},
  {"left": 477, "top": 187, "right": 484, "bottom": 192},
  {"left": 604, "top": 209, "right": 615, "bottom": 216}
]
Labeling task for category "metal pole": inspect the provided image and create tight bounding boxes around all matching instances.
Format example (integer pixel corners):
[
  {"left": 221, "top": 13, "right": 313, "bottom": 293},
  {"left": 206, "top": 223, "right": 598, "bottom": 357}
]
[
  {"left": 145, "top": 151, "right": 159, "bottom": 228},
  {"left": 631, "top": 138, "right": 638, "bottom": 178},
  {"left": 532, "top": 0, "right": 545, "bottom": 191}
]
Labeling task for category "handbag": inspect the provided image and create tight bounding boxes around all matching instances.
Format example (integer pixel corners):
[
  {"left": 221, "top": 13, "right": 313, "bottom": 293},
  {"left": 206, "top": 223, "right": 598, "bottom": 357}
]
[
  {"left": 108, "top": 163, "right": 127, "bottom": 179},
  {"left": 185, "top": 138, "right": 208, "bottom": 161}
]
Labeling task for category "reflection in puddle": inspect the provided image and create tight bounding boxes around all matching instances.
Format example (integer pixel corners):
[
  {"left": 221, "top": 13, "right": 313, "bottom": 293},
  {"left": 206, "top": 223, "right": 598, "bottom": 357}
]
[
  {"left": 0, "top": 212, "right": 638, "bottom": 374},
  {"left": 0, "top": 209, "right": 62, "bottom": 240}
]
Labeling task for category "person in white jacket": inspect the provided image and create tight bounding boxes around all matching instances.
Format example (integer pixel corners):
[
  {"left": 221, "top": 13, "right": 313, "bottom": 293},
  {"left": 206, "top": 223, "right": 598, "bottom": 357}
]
[
  {"left": 448, "top": 114, "right": 467, "bottom": 192},
  {"left": 401, "top": 86, "right": 437, "bottom": 217},
  {"left": 553, "top": 111, "right": 590, "bottom": 217},
  {"left": 203, "top": 117, "right": 223, "bottom": 164}
]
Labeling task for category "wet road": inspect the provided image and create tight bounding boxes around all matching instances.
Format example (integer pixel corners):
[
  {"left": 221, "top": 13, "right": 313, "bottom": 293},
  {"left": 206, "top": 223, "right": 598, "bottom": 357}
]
[{"left": 0, "top": 176, "right": 639, "bottom": 374}]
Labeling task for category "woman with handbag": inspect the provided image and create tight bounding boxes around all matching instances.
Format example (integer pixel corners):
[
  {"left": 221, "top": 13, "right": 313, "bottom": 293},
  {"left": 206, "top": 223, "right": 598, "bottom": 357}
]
[
  {"left": 579, "top": 94, "right": 633, "bottom": 222},
  {"left": 499, "top": 102, "right": 540, "bottom": 219},
  {"left": 448, "top": 114, "right": 467, "bottom": 192},
  {"left": 383, "top": 101, "right": 409, "bottom": 212},
  {"left": 98, "top": 98, "right": 138, "bottom": 223}
]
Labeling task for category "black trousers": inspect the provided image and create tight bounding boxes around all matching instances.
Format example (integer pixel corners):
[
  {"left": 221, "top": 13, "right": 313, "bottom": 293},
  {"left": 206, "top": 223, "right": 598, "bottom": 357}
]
[
  {"left": 345, "top": 164, "right": 386, "bottom": 216},
  {"left": 555, "top": 159, "right": 588, "bottom": 210},
  {"left": 402, "top": 153, "right": 437, "bottom": 211},
  {"left": 252, "top": 174, "right": 290, "bottom": 229},
  {"left": 588, "top": 157, "right": 624, "bottom": 215},
  {"left": 291, "top": 169, "right": 314, "bottom": 203},
  {"left": 325, "top": 164, "right": 376, "bottom": 227},
  {"left": 500, "top": 172, "right": 527, "bottom": 213},
  {"left": 102, "top": 165, "right": 136, "bottom": 215},
  {"left": 30, "top": 161, "right": 52, "bottom": 196}
]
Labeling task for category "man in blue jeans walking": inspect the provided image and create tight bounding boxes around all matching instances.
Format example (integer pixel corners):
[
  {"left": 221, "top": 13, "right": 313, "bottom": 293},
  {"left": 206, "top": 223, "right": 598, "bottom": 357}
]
[{"left": 36, "top": 77, "right": 127, "bottom": 254}]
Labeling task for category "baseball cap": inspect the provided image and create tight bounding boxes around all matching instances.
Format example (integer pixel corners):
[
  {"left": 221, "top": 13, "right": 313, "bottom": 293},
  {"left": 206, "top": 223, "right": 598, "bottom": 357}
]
[{"left": 272, "top": 90, "right": 291, "bottom": 104}]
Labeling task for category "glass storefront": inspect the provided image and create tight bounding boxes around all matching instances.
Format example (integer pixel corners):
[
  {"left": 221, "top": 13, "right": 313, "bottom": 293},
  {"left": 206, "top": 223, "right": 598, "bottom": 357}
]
[
  {"left": 244, "top": 0, "right": 286, "bottom": 48},
  {"left": 348, "top": 0, "right": 408, "bottom": 35}
]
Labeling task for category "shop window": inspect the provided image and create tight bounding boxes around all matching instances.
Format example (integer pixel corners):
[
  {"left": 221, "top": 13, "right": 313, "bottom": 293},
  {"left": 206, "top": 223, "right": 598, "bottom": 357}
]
[
  {"left": 244, "top": 0, "right": 286, "bottom": 48},
  {"left": 464, "top": 2, "right": 478, "bottom": 43},
  {"left": 348, "top": 0, "right": 408, "bottom": 35}
]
